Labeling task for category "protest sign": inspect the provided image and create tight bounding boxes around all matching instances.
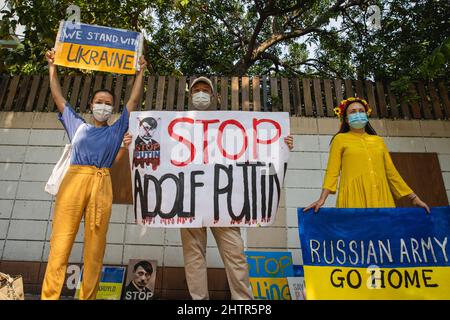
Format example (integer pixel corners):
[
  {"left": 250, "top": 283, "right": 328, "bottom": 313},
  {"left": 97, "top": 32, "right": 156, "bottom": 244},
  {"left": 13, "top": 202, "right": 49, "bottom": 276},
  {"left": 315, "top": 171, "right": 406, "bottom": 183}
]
[
  {"left": 128, "top": 111, "right": 290, "bottom": 228},
  {"left": 75, "top": 266, "right": 126, "bottom": 300},
  {"left": 245, "top": 251, "right": 294, "bottom": 300},
  {"left": 54, "top": 21, "right": 143, "bottom": 74},
  {"left": 298, "top": 207, "right": 450, "bottom": 299},
  {"left": 122, "top": 259, "right": 157, "bottom": 300},
  {"left": 287, "top": 277, "right": 306, "bottom": 300}
]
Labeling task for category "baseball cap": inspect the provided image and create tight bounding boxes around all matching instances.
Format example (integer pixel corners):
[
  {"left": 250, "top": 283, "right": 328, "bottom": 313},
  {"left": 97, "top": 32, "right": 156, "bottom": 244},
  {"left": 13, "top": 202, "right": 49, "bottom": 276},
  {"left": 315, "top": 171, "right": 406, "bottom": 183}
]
[{"left": 190, "top": 76, "right": 214, "bottom": 94}]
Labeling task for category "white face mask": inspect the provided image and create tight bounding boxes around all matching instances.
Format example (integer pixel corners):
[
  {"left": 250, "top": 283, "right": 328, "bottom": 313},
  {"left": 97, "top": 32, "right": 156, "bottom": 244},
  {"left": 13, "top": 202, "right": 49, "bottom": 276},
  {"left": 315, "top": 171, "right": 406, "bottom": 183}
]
[
  {"left": 192, "top": 91, "right": 211, "bottom": 110},
  {"left": 92, "top": 103, "right": 113, "bottom": 122}
]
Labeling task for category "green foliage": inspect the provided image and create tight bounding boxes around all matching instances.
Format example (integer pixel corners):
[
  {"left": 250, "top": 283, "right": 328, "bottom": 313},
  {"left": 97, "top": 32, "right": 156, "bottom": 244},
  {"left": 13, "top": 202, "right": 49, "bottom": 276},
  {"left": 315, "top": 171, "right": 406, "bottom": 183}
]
[
  {"left": 0, "top": 0, "right": 448, "bottom": 83},
  {"left": 315, "top": 0, "right": 449, "bottom": 83}
]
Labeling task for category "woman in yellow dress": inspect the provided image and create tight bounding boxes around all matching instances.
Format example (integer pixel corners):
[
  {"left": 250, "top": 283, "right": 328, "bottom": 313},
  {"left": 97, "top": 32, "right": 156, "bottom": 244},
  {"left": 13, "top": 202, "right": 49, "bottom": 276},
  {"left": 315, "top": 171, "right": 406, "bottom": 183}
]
[{"left": 304, "top": 97, "right": 430, "bottom": 213}]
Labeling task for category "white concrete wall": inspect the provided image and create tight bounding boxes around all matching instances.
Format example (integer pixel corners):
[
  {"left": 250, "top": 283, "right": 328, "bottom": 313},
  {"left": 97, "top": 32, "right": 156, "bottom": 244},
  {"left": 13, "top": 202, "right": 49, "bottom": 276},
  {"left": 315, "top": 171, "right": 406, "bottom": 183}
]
[
  {"left": 1, "top": 112, "right": 450, "bottom": 268},
  {"left": 0, "top": 114, "right": 240, "bottom": 268}
]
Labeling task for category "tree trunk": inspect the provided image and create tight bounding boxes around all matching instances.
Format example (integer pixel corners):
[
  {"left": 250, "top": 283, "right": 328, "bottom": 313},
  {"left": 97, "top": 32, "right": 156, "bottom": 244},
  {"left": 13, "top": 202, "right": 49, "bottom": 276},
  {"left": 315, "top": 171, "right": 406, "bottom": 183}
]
[{"left": 232, "top": 59, "right": 253, "bottom": 76}]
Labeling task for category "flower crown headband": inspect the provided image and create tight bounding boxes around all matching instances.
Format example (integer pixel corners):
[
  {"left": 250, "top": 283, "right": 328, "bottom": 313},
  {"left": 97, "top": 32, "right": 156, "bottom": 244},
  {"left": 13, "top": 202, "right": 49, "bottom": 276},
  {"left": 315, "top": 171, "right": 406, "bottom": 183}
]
[{"left": 333, "top": 97, "right": 372, "bottom": 121}]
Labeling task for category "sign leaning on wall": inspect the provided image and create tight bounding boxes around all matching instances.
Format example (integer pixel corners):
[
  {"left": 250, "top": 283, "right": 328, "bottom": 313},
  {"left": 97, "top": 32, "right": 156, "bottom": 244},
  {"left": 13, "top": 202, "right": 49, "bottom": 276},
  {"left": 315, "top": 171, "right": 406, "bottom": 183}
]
[
  {"left": 128, "top": 111, "right": 290, "bottom": 228},
  {"left": 54, "top": 21, "right": 143, "bottom": 74},
  {"left": 122, "top": 259, "right": 157, "bottom": 300},
  {"left": 245, "top": 251, "right": 294, "bottom": 300},
  {"left": 75, "top": 266, "right": 126, "bottom": 300},
  {"left": 297, "top": 206, "right": 450, "bottom": 300}
]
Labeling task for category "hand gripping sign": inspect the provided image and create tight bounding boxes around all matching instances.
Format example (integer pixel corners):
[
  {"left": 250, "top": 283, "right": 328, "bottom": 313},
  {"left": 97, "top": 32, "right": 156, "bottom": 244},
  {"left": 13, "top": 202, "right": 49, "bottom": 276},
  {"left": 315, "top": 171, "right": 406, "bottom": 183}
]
[
  {"left": 54, "top": 21, "right": 143, "bottom": 74},
  {"left": 128, "top": 111, "right": 290, "bottom": 228}
]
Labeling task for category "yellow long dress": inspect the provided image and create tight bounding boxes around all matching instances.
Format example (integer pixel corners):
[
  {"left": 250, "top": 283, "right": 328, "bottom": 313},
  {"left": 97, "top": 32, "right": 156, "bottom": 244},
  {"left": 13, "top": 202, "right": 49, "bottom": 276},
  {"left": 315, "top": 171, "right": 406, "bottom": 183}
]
[{"left": 323, "top": 132, "right": 413, "bottom": 208}]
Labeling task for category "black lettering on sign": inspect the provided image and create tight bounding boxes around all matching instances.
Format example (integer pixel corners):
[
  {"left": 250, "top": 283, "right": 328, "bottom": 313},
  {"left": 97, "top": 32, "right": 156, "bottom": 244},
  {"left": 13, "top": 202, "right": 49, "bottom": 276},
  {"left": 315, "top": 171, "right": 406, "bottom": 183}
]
[
  {"left": 422, "top": 269, "right": 438, "bottom": 288},
  {"left": 213, "top": 164, "right": 234, "bottom": 223},
  {"left": 248, "top": 162, "right": 265, "bottom": 222},
  {"left": 135, "top": 161, "right": 287, "bottom": 224},
  {"left": 134, "top": 169, "right": 205, "bottom": 221},
  {"left": 66, "top": 43, "right": 134, "bottom": 70},
  {"left": 347, "top": 269, "right": 362, "bottom": 289},
  {"left": 404, "top": 269, "right": 420, "bottom": 288},
  {"left": 330, "top": 269, "right": 362, "bottom": 289},
  {"left": 268, "top": 163, "right": 283, "bottom": 221},
  {"left": 330, "top": 269, "right": 344, "bottom": 288},
  {"left": 387, "top": 269, "right": 403, "bottom": 289},
  {"left": 187, "top": 170, "right": 204, "bottom": 218},
  {"left": 260, "top": 168, "right": 266, "bottom": 222},
  {"left": 134, "top": 169, "right": 148, "bottom": 220}
]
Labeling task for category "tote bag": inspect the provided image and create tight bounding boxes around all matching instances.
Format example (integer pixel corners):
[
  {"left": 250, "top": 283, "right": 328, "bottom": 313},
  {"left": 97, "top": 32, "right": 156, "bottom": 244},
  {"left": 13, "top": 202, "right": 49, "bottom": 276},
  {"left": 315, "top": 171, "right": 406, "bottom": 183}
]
[
  {"left": 44, "top": 123, "right": 85, "bottom": 195},
  {"left": 0, "top": 272, "right": 24, "bottom": 300}
]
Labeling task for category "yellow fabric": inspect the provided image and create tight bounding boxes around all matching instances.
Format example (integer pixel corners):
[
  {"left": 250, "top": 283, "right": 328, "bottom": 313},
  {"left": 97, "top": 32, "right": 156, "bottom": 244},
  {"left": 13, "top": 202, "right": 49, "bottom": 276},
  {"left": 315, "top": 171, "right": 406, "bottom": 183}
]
[
  {"left": 303, "top": 266, "right": 450, "bottom": 300},
  {"left": 323, "top": 132, "right": 413, "bottom": 208},
  {"left": 41, "top": 165, "right": 113, "bottom": 300}
]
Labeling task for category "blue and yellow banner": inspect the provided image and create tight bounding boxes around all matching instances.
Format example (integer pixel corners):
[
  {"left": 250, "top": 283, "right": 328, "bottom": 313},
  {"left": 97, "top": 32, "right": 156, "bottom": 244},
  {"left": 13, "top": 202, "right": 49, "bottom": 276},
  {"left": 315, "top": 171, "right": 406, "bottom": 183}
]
[
  {"left": 75, "top": 266, "right": 126, "bottom": 300},
  {"left": 297, "top": 207, "right": 450, "bottom": 300},
  {"left": 245, "top": 251, "right": 294, "bottom": 300},
  {"left": 54, "top": 21, "right": 143, "bottom": 74}
]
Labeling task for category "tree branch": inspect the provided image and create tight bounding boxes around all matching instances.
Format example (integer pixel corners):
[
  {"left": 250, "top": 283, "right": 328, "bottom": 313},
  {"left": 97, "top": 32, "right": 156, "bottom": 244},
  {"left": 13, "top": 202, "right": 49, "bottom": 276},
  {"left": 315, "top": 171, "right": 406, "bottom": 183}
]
[
  {"left": 201, "top": 7, "right": 245, "bottom": 48},
  {"left": 254, "top": 26, "right": 321, "bottom": 59},
  {"left": 248, "top": 0, "right": 363, "bottom": 66},
  {"left": 260, "top": 52, "right": 306, "bottom": 76},
  {"left": 282, "top": 0, "right": 317, "bottom": 30},
  {"left": 260, "top": 53, "right": 342, "bottom": 78},
  {"left": 243, "top": 10, "right": 270, "bottom": 65}
]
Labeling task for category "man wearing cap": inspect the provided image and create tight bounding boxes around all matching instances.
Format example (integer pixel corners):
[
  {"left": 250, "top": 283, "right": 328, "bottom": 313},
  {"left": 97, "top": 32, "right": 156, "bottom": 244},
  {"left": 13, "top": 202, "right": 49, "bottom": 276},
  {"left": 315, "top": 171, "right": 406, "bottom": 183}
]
[
  {"left": 179, "top": 76, "right": 252, "bottom": 300},
  {"left": 123, "top": 76, "right": 293, "bottom": 300},
  {"left": 190, "top": 76, "right": 216, "bottom": 110},
  {"left": 180, "top": 76, "right": 293, "bottom": 300}
]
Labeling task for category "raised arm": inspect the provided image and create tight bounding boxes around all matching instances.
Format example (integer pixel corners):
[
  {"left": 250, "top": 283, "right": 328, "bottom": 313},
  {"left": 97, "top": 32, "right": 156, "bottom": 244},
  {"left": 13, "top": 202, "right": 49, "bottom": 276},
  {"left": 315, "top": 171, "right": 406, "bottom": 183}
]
[
  {"left": 126, "top": 56, "right": 148, "bottom": 115},
  {"left": 46, "top": 49, "right": 66, "bottom": 114}
]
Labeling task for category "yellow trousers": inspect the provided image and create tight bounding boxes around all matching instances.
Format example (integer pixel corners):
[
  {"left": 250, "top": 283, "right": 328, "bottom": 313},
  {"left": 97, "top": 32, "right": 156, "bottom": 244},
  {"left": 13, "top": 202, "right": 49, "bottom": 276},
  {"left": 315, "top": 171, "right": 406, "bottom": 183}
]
[{"left": 41, "top": 165, "right": 113, "bottom": 300}]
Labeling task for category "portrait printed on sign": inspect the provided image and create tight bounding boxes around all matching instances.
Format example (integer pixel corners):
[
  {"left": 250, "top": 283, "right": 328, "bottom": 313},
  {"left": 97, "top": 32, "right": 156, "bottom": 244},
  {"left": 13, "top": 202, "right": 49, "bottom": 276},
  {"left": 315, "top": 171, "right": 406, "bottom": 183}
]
[
  {"left": 132, "top": 117, "right": 161, "bottom": 170},
  {"left": 122, "top": 259, "right": 157, "bottom": 300}
]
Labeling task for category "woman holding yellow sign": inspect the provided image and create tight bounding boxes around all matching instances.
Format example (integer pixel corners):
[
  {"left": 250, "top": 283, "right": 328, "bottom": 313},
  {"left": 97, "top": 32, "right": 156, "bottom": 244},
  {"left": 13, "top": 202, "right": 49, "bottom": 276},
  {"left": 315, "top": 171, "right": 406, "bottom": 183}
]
[{"left": 41, "top": 49, "right": 147, "bottom": 300}]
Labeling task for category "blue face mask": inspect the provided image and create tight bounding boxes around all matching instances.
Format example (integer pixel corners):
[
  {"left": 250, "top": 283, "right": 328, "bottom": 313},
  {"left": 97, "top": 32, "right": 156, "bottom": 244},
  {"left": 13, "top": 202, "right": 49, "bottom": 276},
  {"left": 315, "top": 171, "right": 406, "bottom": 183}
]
[{"left": 348, "top": 112, "right": 368, "bottom": 129}]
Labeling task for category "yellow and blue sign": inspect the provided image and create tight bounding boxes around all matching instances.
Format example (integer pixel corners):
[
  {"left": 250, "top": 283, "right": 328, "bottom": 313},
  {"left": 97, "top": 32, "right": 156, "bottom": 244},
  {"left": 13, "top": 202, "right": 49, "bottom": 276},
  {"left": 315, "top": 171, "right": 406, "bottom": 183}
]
[
  {"left": 245, "top": 251, "right": 294, "bottom": 300},
  {"left": 297, "top": 206, "right": 450, "bottom": 300},
  {"left": 75, "top": 266, "right": 126, "bottom": 300},
  {"left": 54, "top": 21, "right": 143, "bottom": 74}
]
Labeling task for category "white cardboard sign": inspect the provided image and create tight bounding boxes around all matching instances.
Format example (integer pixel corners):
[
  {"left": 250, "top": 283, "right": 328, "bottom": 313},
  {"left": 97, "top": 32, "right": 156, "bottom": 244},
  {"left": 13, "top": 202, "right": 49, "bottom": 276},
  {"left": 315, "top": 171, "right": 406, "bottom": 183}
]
[{"left": 128, "top": 111, "right": 290, "bottom": 228}]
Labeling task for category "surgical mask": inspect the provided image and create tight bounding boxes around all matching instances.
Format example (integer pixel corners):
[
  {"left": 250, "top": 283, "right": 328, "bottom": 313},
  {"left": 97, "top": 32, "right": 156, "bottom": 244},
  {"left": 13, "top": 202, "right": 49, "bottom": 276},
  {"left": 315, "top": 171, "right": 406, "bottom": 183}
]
[
  {"left": 348, "top": 112, "right": 368, "bottom": 129},
  {"left": 192, "top": 91, "right": 211, "bottom": 110},
  {"left": 92, "top": 103, "right": 113, "bottom": 122}
]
